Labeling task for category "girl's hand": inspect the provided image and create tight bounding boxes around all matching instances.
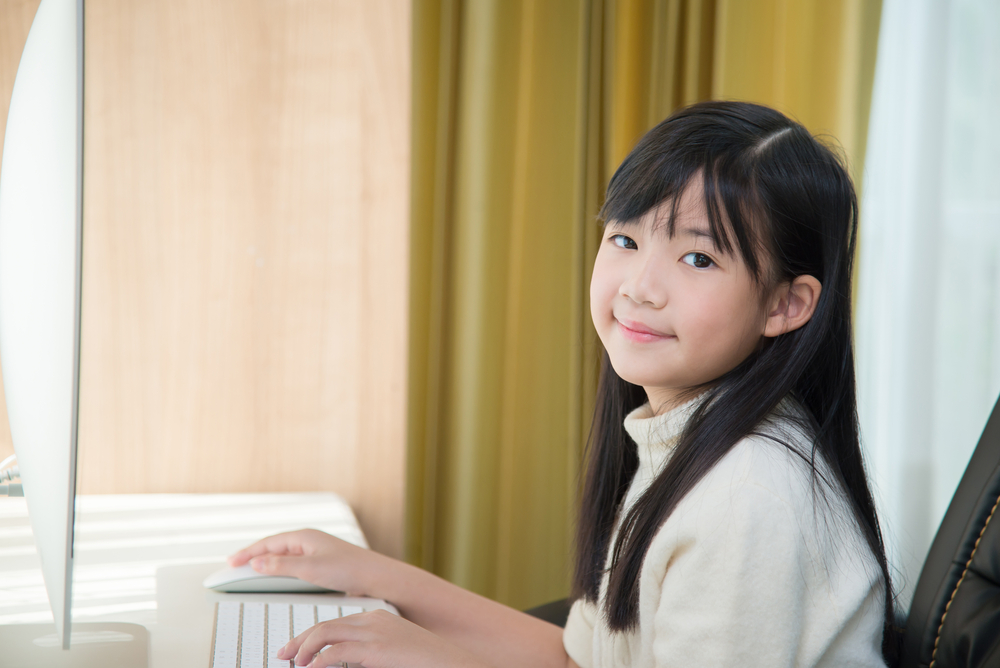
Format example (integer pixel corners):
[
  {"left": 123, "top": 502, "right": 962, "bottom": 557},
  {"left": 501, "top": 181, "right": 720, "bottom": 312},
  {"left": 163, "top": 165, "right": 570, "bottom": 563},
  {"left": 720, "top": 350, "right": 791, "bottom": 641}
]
[
  {"left": 278, "top": 609, "right": 489, "bottom": 668},
  {"left": 227, "top": 529, "right": 393, "bottom": 596}
]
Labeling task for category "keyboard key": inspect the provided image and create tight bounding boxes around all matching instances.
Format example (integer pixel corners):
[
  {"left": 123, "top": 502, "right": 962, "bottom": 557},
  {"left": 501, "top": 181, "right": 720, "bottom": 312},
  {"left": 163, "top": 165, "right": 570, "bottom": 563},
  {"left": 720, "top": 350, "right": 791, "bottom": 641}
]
[
  {"left": 267, "top": 603, "right": 291, "bottom": 668},
  {"left": 292, "top": 603, "right": 316, "bottom": 637},
  {"left": 340, "top": 606, "right": 364, "bottom": 617},
  {"left": 240, "top": 603, "right": 266, "bottom": 668},
  {"left": 213, "top": 602, "right": 241, "bottom": 668},
  {"left": 317, "top": 605, "right": 340, "bottom": 622}
]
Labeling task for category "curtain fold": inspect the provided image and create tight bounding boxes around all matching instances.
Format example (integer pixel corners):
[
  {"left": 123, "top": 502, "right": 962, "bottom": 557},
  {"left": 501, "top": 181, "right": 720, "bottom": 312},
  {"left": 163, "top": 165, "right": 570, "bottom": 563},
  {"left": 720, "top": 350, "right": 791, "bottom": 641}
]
[
  {"left": 408, "top": 0, "right": 882, "bottom": 610},
  {"left": 609, "top": 0, "right": 716, "bottom": 170},
  {"left": 409, "top": 0, "right": 607, "bottom": 608},
  {"left": 713, "top": 0, "right": 883, "bottom": 187}
]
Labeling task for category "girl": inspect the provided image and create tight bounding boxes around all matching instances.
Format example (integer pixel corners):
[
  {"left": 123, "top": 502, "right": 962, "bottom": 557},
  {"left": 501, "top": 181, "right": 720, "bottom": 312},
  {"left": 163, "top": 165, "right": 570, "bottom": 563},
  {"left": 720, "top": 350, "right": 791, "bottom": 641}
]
[{"left": 229, "top": 101, "right": 896, "bottom": 668}]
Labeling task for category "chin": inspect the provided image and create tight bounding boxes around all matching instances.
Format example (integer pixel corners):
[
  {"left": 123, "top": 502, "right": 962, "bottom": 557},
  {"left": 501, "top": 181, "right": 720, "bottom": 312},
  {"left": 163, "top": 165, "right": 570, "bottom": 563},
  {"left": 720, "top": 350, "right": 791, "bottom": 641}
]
[{"left": 607, "top": 360, "right": 662, "bottom": 388}]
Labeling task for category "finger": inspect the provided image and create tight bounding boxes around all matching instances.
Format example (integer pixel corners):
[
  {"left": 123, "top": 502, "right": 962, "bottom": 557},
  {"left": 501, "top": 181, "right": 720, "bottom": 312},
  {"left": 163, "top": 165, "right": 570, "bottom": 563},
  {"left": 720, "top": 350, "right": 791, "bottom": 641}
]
[
  {"left": 275, "top": 619, "right": 340, "bottom": 661},
  {"left": 274, "top": 633, "right": 303, "bottom": 661},
  {"left": 274, "top": 627, "right": 306, "bottom": 660},
  {"left": 291, "top": 619, "right": 366, "bottom": 665},
  {"left": 248, "top": 553, "right": 329, "bottom": 582},
  {"left": 227, "top": 532, "right": 306, "bottom": 566},
  {"left": 228, "top": 537, "right": 288, "bottom": 566},
  {"left": 306, "top": 641, "right": 368, "bottom": 668}
]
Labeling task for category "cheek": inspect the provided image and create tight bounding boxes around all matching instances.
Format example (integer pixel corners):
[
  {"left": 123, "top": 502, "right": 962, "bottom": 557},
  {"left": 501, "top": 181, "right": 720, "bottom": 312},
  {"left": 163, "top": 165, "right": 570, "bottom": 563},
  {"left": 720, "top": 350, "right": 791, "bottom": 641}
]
[
  {"left": 589, "top": 255, "right": 618, "bottom": 323},
  {"left": 684, "top": 280, "right": 764, "bottom": 344},
  {"left": 702, "top": 288, "right": 768, "bottom": 358}
]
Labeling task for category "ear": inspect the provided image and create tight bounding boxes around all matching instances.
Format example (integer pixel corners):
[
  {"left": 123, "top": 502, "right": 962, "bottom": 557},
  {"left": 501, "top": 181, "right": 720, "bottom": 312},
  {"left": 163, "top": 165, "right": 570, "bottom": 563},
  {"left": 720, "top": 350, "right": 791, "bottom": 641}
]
[{"left": 763, "top": 275, "right": 822, "bottom": 338}]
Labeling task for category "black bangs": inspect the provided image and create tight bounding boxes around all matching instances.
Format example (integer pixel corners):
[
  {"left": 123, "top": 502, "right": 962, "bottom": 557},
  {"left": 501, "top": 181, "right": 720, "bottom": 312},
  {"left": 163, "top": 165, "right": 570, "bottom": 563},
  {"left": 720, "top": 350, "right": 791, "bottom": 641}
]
[{"left": 597, "top": 104, "right": 799, "bottom": 285}]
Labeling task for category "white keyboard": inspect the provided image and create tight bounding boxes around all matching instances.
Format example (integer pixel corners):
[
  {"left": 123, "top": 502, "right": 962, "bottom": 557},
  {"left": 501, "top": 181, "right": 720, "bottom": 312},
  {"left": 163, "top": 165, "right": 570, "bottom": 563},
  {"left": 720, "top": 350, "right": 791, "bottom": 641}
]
[{"left": 210, "top": 601, "right": 369, "bottom": 668}]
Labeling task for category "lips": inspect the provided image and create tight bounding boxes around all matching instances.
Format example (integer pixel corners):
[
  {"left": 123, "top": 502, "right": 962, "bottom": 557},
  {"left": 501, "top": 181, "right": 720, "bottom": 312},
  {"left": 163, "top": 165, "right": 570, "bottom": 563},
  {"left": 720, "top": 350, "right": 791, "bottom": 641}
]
[{"left": 616, "top": 318, "right": 673, "bottom": 343}]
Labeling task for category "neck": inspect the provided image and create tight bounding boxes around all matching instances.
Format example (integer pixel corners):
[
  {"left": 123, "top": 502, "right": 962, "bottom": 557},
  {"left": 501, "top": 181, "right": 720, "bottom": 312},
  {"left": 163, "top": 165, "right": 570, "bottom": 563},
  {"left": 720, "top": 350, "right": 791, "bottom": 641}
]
[{"left": 643, "top": 385, "right": 707, "bottom": 416}]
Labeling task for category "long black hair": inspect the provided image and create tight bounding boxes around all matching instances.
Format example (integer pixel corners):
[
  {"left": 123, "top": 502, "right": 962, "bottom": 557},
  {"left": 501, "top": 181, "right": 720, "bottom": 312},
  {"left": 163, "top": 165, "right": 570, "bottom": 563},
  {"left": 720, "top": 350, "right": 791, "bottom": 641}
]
[{"left": 572, "top": 101, "right": 898, "bottom": 662}]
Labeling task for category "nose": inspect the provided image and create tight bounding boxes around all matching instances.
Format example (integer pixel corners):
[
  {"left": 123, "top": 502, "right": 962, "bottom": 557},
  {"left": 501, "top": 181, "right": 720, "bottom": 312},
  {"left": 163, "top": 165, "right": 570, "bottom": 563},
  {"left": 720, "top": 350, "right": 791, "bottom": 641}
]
[{"left": 620, "top": 254, "right": 667, "bottom": 308}]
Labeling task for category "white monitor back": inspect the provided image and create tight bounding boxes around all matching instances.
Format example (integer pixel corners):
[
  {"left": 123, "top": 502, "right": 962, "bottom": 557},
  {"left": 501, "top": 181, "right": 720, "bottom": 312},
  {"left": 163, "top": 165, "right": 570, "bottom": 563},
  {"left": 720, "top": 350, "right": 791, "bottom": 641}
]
[{"left": 0, "top": 0, "right": 83, "bottom": 650}]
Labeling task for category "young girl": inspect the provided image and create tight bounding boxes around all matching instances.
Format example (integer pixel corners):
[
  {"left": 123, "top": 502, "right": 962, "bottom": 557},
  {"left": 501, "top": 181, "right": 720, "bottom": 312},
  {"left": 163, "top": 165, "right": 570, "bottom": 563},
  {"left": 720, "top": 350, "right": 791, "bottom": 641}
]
[{"left": 229, "top": 101, "right": 896, "bottom": 668}]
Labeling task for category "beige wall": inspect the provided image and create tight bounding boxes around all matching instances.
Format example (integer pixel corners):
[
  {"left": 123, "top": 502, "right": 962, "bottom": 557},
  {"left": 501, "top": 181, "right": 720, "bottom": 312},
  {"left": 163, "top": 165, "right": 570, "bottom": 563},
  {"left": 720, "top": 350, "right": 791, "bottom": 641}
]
[{"left": 0, "top": 0, "right": 410, "bottom": 557}]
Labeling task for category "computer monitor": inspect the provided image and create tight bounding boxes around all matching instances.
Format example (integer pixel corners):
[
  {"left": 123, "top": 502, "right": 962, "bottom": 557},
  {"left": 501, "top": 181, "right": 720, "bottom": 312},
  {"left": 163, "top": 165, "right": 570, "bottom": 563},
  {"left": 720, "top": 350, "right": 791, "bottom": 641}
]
[
  {"left": 0, "top": 0, "right": 84, "bottom": 650},
  {"left": 0, "top": 0, "right": 146, "bottom": 663}
]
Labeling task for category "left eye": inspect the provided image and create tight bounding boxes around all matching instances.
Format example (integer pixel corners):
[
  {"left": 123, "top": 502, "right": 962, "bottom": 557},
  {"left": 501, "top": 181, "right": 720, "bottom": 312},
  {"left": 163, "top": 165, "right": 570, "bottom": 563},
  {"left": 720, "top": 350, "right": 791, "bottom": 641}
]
[{"left": 682, "top": 252, "right": 714, "bottom": 269}]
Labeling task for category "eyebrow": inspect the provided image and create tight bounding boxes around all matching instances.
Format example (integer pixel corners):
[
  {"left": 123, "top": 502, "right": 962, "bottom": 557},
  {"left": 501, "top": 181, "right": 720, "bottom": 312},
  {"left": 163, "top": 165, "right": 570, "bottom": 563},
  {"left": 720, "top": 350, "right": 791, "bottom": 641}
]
[{"left": 675, "top": 225, "right": 718, "bottom": 246}]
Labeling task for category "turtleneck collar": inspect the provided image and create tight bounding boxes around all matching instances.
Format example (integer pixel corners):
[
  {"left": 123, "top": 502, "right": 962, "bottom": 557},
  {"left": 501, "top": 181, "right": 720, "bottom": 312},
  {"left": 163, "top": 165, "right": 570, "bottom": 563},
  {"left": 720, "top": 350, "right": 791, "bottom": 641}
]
[
  {"left": 623, "top": 394, "right": 703, "bottom": 452},
  {"left": 614, "top": 394, "right": 706, "bottom": 513}
]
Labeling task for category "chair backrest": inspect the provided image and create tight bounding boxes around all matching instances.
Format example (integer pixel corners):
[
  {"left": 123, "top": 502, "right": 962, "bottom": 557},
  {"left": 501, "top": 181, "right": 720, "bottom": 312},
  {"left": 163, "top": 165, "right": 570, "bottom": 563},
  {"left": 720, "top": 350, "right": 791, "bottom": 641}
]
[{"left": 900, "top": 396, "right": 1000, "bottom": 667}]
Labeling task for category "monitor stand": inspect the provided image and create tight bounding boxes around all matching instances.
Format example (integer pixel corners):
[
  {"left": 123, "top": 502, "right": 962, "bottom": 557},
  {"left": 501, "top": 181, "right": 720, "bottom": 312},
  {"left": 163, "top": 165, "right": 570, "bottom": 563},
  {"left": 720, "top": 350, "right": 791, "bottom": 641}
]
[{"left": 0, "top": 621, "right": 149, "bottom": 667}]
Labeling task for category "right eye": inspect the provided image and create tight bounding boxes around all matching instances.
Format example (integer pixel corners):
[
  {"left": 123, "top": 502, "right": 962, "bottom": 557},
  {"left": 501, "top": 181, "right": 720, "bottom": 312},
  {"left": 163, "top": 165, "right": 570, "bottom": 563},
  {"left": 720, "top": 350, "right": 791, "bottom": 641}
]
[{"left": 610, "top": 234, "right": 637, "bottom": 250}]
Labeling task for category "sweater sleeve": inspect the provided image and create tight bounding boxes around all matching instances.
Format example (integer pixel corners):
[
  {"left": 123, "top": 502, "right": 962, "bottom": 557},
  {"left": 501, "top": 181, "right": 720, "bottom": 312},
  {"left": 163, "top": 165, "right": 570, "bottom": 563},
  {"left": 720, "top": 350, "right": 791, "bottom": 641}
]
[
  {"left": 563, "top": 598, "right": 597, "bottom": 668},
  {"left": 643, "top": 449, "right": 845, "bottom": 668}
]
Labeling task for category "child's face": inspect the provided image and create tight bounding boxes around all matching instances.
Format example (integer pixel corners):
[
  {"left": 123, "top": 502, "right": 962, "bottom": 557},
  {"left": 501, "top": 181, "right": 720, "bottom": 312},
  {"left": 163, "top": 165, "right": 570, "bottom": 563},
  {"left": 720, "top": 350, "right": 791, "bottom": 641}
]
[{"left": 590, "top": 179, "right": 770, "bottom": 413}]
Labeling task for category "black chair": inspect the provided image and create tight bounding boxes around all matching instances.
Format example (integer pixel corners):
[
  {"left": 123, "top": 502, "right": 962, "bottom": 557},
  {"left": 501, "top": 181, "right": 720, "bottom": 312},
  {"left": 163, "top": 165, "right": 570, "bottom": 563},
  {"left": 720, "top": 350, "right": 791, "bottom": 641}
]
[
  {"left": 528, "top": 396, "right": 1000, "bottom": 667},
  {"left": 524, "top": 598, "right": 572, "bottom": 627},
  {"left": 900, "top": 395, "right": 1000, "bottom": 667}
]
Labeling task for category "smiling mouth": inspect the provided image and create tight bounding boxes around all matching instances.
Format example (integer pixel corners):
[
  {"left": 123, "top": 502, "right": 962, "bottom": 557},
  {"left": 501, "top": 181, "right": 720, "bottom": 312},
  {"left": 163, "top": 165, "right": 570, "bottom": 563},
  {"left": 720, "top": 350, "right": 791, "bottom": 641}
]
[{"left": 616, "top": 318, "right": 674, "bottom": 343}]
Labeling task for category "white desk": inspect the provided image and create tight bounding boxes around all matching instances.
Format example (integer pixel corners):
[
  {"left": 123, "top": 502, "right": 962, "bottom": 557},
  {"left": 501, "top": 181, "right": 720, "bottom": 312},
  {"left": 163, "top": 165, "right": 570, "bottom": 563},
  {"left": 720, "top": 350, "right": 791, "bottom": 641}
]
[{"left": 0, "top": 492, "right": 384, "bottom": 666}]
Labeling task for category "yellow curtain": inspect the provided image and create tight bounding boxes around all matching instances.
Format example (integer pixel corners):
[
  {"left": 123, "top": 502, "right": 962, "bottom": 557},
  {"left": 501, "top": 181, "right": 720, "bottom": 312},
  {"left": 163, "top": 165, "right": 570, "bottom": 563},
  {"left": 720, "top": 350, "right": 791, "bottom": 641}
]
[
  {"left": 408, "top": 0, "right": 605, "bottom": 609},
  {"left": 712, "top": 0, "right": 883, "bottom": 189},
  {"left": 408, "top": 0, "right": 882, "bottom": 610}
]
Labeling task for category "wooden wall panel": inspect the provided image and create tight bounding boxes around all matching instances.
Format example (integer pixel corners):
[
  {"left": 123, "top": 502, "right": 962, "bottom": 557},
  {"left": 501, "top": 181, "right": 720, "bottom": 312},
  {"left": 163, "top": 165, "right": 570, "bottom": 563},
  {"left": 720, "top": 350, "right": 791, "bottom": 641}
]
[{"left": 0, "top": 0, "right": 410, "bottom": 557}]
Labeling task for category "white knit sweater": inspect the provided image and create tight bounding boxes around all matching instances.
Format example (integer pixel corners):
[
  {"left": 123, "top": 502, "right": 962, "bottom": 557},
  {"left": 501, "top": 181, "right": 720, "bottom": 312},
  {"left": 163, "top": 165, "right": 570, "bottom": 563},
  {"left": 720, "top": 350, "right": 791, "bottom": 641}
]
[{"left": 563, "top": 399, "right": 887, "bottom": 668}]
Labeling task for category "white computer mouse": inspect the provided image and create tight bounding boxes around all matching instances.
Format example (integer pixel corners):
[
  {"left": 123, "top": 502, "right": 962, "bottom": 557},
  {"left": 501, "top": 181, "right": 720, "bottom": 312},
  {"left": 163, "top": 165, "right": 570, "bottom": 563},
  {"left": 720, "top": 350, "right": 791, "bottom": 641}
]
[{"left": 203, "top": 564, "right": 338, "bottom": 594}]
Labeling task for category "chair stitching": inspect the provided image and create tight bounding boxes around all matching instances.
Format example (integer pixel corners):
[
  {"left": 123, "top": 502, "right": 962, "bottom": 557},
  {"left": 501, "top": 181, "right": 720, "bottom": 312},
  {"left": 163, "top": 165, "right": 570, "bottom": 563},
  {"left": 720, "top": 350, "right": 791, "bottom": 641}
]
[{"left": 928, "top": 491, "right": 1000, "bottom": 668}]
